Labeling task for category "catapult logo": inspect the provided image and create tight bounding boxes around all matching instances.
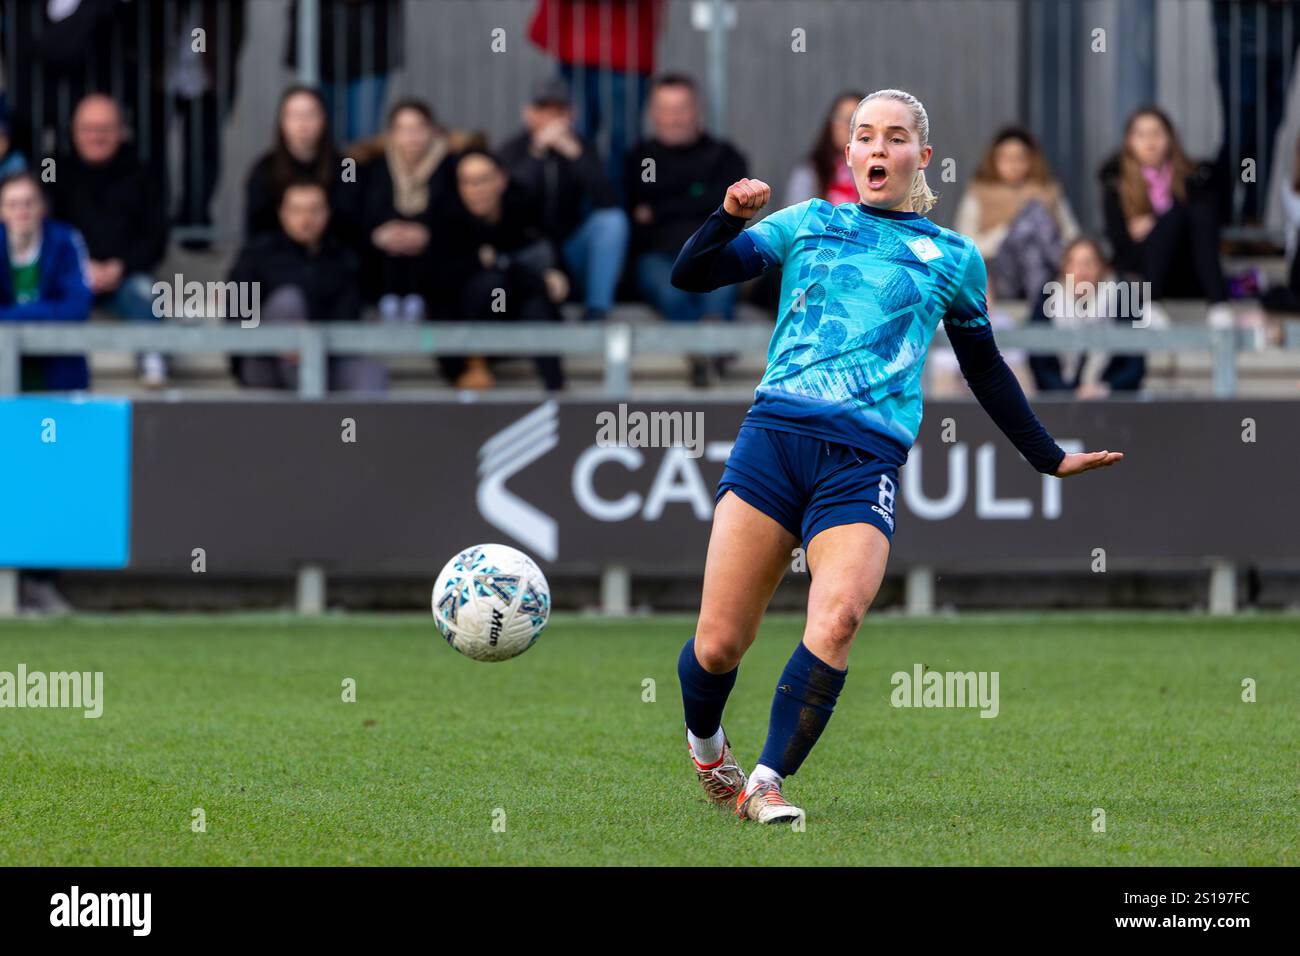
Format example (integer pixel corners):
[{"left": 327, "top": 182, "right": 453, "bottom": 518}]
[
  {"left": 477, "top": 401, "right": 559, "bottom": 561},
  {"left": 50, "top": 886, "right": 151, "bottom": 936},
  {"left": 475, "top": 402, "right": 732, "bottom": 561}
]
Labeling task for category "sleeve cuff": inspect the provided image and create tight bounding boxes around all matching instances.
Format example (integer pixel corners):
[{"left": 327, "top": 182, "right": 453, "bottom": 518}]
[{"left": 716, "top": 205, "right": 748, "bottom": 230}]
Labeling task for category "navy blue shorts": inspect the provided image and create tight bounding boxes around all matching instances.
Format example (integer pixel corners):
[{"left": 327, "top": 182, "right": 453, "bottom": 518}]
[{"left": 716, "top": 424, "right": 899, "bottom": 546}]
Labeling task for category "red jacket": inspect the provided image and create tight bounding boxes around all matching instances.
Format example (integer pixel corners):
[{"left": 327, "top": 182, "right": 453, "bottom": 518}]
[{"left": 528, "top": 0, "right": 664, "bottom": 74}]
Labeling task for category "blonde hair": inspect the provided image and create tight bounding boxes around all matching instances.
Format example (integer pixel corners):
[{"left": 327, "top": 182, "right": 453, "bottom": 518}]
[{"left": 851, "top": 88, "right": 938, "bottom": 214}]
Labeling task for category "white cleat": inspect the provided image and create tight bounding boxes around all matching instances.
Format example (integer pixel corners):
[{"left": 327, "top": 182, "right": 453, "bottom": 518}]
[{"left": 735, "top": 780, "right": 805, "bottom": 825}]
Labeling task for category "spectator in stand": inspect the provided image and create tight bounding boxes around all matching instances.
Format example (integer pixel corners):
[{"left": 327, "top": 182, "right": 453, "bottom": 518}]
[
  {"left": 1028, "top": 236, "right": 1145, "bottom": 399},
  {"left": 498, "top": 77, "right": 628, "bottom": 323},
  {"left": 436, "top": 149, "right": 566, "bottom": 391},
  {"left": 0, "top": 172, "right": 92, "bottom": 392},
  {"left": 286, "top": 0, "right": 404, "bottom": 143},
  {"left": 528, "top": 0, "right": 666, "bottom": 203},
  {"left": 785, "top": 91, "right": 864, "bottom": 206},
  {"left": 626, "top": 73, "right": 747, "bottom": 386},
  {"left": 3, "top": 0, "right": 168, "bottom": 188},
  {"left": 357, "top": 99, "right": 456, "bottom": 323},
  {"left": 245, "top": 86, "right": 357, "bottom": 244},
  {"left": 0, "top": 173, "right": 91, "bottom": 616},
  {"left": 48, "top": 94, "right": 169, "bottom": 388},
  {"left": 1100, "top": 107, "right": 1229, "bottom": 315},
  {"left": 954, "top": 126, "right": 1079, "bottom": 300},
  {"left": 228, "top": 180, "right": 385, "bottom": 393}
]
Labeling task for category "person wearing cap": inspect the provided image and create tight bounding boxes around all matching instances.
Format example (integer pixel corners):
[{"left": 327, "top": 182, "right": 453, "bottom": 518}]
[{"left": 497, "top": 77, "right": 629, "bottom": 323}]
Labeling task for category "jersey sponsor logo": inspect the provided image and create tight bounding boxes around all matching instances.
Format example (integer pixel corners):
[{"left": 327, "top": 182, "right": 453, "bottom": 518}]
[
  {"left": 905, "top": 236, "right": 943, "bottom": 263},
  {"left": 825, "top": 223, "right": 860, "bottom": 239}
]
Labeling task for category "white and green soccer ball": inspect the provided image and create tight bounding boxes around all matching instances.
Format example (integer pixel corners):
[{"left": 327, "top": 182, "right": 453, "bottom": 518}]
[{"left": 432, "top": 544, "right": 551, "bottom": 662}]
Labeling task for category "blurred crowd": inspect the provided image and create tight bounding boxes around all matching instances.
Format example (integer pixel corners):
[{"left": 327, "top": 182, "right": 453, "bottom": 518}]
[{"left": 1, "top": 0, "right": 1298, "bottom": 400}]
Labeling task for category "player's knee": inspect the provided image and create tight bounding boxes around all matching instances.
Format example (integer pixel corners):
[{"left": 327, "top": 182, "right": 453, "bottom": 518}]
[
  {"left": 816, "top": 596, "right": 868, "bottom": 649},
  {"left": 693, "top": 623, "right": 746, "bottom": 673}
]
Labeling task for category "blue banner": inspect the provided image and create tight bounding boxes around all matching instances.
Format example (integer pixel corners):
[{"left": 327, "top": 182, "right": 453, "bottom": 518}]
[{"left": 0, "top": 398, "right": 132, "bottom": 568}]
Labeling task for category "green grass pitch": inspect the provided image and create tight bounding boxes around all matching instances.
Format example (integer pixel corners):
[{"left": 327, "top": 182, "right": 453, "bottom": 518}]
[{"left": 1, "top": 613, "right": 1296, "bottom": 866}]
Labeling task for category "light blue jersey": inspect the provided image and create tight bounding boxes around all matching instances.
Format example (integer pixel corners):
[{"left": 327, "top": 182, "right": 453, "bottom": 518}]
[{"left": 742, "top": 198, "right": 988, "bottom": 465}]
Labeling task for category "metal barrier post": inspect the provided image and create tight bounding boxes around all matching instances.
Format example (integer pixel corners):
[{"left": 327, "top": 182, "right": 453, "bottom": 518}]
[
  {"left": 297, "top": 564, "right": 325, "bottom": 615},
  {"left": 601, "top": 564, "right": 631, "bottom": 616},
  {"left": 1209, "top": 559, "right": 1237, "bottom": 615},
  {"left": 0, "top": 569, "right": 17, "bottom": 617},
  {"left": 906, "top": 566, "right": 935, "bottom": 616},
  {"left": 0, "top": 326, "right": 18, "bottom": 395},
  {"left": 297, "top": 0, "right": 320, "bottom": 86},
  {"left": 604, "top": 322, "right": 632, "bottom": 397},
  {"left": 706, "top": 0, "right": 729, "bottom": 136},
  {"left": 1210, "top": 327, "right": 1238, "bottom": 397},
  {"left": 298, "top": 326, "right": 327, "bottom": 398}
]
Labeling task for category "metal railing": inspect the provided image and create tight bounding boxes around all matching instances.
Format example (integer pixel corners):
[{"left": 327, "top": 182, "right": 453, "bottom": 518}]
[{"left": 0, "top": 310, "right": 1271, "bottom": 399}]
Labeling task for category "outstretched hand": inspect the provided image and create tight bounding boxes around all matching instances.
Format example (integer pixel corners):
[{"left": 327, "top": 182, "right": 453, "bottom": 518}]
[{"left": 1055, "top": 450, "right": 1124, "bottom": 477}]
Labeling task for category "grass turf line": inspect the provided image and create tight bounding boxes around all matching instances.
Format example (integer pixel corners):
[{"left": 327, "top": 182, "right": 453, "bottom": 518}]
[{"left": 0, "top": 614, "right": 1295, "bottom": 865}]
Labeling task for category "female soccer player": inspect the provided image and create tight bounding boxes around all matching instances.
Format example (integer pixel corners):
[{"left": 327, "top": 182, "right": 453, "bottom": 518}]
[{"left": 670, "top": 89, "right": 1123, "bottom": 824}]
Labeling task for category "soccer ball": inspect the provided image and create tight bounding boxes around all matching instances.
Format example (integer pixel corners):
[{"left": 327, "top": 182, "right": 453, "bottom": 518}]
[{"left": 432, "top": 544, "right": 551, "bottom": 662}]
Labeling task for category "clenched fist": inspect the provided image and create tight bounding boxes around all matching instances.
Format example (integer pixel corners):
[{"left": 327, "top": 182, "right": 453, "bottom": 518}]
[{"left": 723, "top": 178, "right": 771, "bottom": 219}]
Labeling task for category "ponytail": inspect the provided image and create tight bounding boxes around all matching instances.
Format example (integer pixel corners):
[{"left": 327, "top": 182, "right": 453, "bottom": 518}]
[{"left": 908, "top": 168, "right": 938, "bottom": 215}]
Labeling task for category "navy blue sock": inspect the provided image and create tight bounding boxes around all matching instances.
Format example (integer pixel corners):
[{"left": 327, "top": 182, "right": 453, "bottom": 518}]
[
  {"left": 757, "top": 641, "right": 847, "bottom": 777},
  {"left": 677, "top": 637, "right": 737, "bottom": 739}
]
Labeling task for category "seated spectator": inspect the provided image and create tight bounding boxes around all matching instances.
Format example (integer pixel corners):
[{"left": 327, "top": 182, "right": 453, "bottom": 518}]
[
  {"left": 0, "top": 172, "right": 92, "bottom": 391},
  {"left": 785, "top": 90, "right": 863, "bottom": 205},
  {"left": 625, "top": 73, "right": 747, "bottom": 386},
  {"left": 1100, "top": 107, "right": 1228, "bottom": 308},
  {"left": 498, "top": 76, "right": 629, "bottom": 322},
  {"left": 436, "top": 149, "right": 565, "bottom": 391},
  {"left": 357, "top": 99, "right": 456, "bottom": 322},
  {"left": 0, "top": 170, "right": 89, "bottom": 615},
  {"left": 0, "top": 111, "right": 27, "bottom": 180},
  {"left": 48, "top": 94, "right": 168, "bottom": 388},
  {"left": 245, "top": 86, "right": 358, "bottom": 244},
  {"left": 1028, "top": 236, "right": 1145, "bottom": 399},
  {"left": 954, "top": 126, "right": 1079, "bottom": 300},
  {"left": 227, "top": 180, "right": 385, "bottom": 393}
]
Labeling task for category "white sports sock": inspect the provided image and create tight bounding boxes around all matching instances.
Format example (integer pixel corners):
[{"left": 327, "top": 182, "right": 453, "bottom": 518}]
[
  {"left": 746, "top": 763, "right": 784, "bottom": 796},
  {"left": 687, "top": 726, "right": 726, "bottom": 765}
]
